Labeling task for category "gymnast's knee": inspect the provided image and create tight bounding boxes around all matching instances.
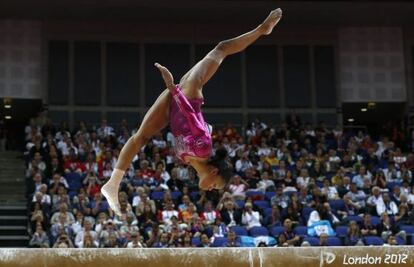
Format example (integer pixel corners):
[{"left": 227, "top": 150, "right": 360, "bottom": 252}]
[
  {"left": 205, "top": 42, "right": 227, "bottom": 63},
  {"left": 131, "top": 133, "right": 150, "bottom": 148},
  {"left": 215, "top": 40, "right": 230, "bottom": 54}
]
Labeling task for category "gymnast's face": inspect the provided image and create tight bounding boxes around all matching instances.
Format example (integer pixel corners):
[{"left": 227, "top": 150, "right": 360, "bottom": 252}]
[{"left": 198, "top": 168, "right": 226, "bottom": 191}]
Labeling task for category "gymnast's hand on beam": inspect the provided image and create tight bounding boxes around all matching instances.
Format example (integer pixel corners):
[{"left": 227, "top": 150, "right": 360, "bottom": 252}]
[{"left": 155, "top": 62, "right": 175, "bottom": 92}]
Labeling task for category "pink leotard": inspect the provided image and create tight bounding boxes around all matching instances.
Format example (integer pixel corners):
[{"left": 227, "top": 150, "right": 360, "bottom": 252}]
[{"left": 169, "top": 85, "right": 212, "bottom": 162}]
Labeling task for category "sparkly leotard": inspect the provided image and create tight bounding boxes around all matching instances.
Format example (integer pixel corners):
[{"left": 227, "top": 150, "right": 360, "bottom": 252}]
[{"left": 169, "top": 85, "right": 212, "bottom": 162}]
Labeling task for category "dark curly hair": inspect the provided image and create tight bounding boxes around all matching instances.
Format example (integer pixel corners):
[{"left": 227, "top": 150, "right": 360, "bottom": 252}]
[{"left": 207, "top": 148, "right": 233, "bottom": 184}]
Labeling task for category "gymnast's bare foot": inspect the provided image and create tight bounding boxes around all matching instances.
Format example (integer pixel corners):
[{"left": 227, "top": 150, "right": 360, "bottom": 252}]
[
  {"left": 260, "top": 8, "right": 283, "bottom": 35},
  {"left": 101, "top": 182, "right": 122, "bottom": 216}
]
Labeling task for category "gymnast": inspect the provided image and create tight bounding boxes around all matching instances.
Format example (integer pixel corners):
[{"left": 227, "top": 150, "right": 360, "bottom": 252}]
[{"left": 102, "top": 8, "right": 283, "bottom": 215}]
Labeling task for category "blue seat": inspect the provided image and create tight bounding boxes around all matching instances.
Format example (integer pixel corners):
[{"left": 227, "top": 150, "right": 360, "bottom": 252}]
[
  {"left": 171, "top": 191, "right": 182, "bottom": 200},
  {"left": 271, "top": 226, "right": 285, "bottom": 237},
  {"left": 253, "top": 200, "right": 270, "bottom": 210},
  {"left": 189, "top": 191, "right": 199, "bottom": 201},
  {"left": 364, "top": 236, "right": 384, "bottom": 246},
  {"left": 265, "top": 192, "right": 276, "bottom": 200},
  {"left": 399, "top": 225, "right": 414, "bottom": 235},
  {"left": 66, "top": 172, "right": 83, "bottom": 191},
  {"left": 301, "top": 207, "right": 314, "bottom": 222},
  {"left": 213, "top": 237, "right": 228, "bottom": 247},
  {"left": 293, "top": 226, "right": 307, "bottom": 237},
  {"left": 235, "top": 200, "right": 245, "bottom": 209},
  {"left": 192, "top": 237, "right": 200, "bottom": 246},
  {"left": 370, "top": 216, "right": 381, "bottom": 227},
  {"left": 396, "top": 236, "right": 406, "bottom": 245},
  {"left": 316, "top": 181, "right": 324, "bottom": 188},
  {"left": 329, "top": 200, "right": 345, "bottom": 211},
  {"left": 230, "top": 226, "right": 248, "bottom": 236},
  {"left": 150, "top": 191, "right": 164, "bottom": 200},
  {"left": 387, "top": 182, "right": 402, "bottom": 191},
  {"left": 250, "top": 226, "right": 269, "bottom": 237},
  {"left": 263, "top": 208, "right": 273, "bottom": 217},
  {"left": 346, "top": 215, "right": 363, "bottom": 223},
  {"left": 327, "top": 237, "right": 342, "bottom": 246},
  {"left": 335, "top": 226, "right": 348, "bottom": 238},
  {"left": 303, "top": 237, "right": 319, "bottom": 246},
  {"left": 68, "top": 190, "right": 78, "bottom": 199}
]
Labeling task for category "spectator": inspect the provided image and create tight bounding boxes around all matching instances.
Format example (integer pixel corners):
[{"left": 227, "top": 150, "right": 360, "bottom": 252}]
[
  {"left": 270, "top": 186, "right": 290, "bottom": 209},
  {"left": 280, "top": 218, "right": 300, "bottom": 246},
  {"left": 200, "top": 201, "right": 220, "bottom": 226},
  {"left": 29, "top": 225, "right": 50, "bottom": 248},
  {"left": 159, "top": 200, "right": 180, "bottom": 226},
  {"left": 321, "top": 178, "right": 339, "bottom": 200},
  {"left": 241, "top": 202, "right": 262, "bottom": 229},
  {"left": 235, "top": 152, "right": 253, "bottom": 173},
  {"left": 50, "top": 203, "right": 75, "bottom": 225},
  {"left": 318, "top": 233, "right": 329, "bottom": 246},
  {"left": 376, "top": 193, "right": 398, "bottom": 216},
  {"left": 228, "top": 175, "right": 249, "bottom": 200},
  {"left": 152, "top": 233, "right": 170, "bottom": 248},
  {"left": 394, "top": 204, "right": 411, "bottom": 226},
  {"left": 197, "top": 234, "right": 212, "bottom": 247},
  {"left": 264, "top": 205, "right": 281, "bottom": 227},
  {"left": 352, "top": 166, "right": 372, "bottom": 189},
  {"left": 345, "top": 220, "right": 363, "bottom": 246},
  {"left": 307, "top": 203, "right": 339, "bottom": 227},
  {"left": 74, "top": 219, "right": 98, "bottom": 248},
  {"left": 296, "top": 169, "right": 310, "bottom": 189},
  {"left": 360, "top": 214, "right": 378, "bottom": 237},
  {"left": 220, "top": 201, "right": 242, "bottom": 227},
  {"left": 345, "top": 183, "right": 366, "bottom": 211},
  {"left": 126, "top": 231, "right": 145, "bottom": 248},
  {"left": 50, "top": 213, "right": 74, "bottom": 242},
  {"left": 366, "top": 187, "right": 384, "bottom": 215},
  {"left": 52, "top": 234, "right": 74, "bottom": 248},
  {"left": 337, "top": 194, "right": 361, "bottom": 220},
  {"left": 224, "top": 231, "right": 240, "bottom": 247},
  {"left": 377, "top": 213, "right": 406, "bottom": 243}
]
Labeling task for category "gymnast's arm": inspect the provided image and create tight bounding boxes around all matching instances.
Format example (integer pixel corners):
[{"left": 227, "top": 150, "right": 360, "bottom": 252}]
[{"left": 155, "top": 62, "right": 205, "bottom": 136}]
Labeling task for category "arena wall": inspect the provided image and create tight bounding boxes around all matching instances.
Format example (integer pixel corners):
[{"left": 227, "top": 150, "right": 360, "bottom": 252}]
[{"left": 1, "top": 247, "right": 413, "bottom": 267}]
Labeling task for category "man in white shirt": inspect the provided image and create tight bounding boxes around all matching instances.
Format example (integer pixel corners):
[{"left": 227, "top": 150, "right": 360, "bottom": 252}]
[
  {"left": 352, "top": 166, "right": 372, "bottom": 189},
  {"left": 74, "top": 219, "right": 98, "bottom": 248},
  {"left": 296, "top": 168, "right": 310, "bottom": 189},
  {"left": 235, "top": 152, "right": 253, "bottom": 173},
  {"left": 376, "top": 193, "right": 398, "bottom": 216},
  {"left": 366, "top": 186, "right": 384, "bottom": 214},
  {"left": 241, "top": 203, "right": 262, "bottom": 229},
  {"left": 383, "top": 163, "right": 401, "bottom": 183}
]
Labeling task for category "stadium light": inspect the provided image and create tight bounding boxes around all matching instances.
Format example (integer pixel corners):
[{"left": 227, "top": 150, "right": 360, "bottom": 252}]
[
  {"left": 5, "top": 115, "right": 12, "bottom": 120},
  {"left": 348, "top": 118, "right": 355, "bottom": 122},
  {"left": 361, "top": 108, "right": 367, "bottom": 112}
]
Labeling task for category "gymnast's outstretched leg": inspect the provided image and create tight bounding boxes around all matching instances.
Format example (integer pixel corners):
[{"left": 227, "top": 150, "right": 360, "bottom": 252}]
[
  {"left": 101, "top": 90, "right": 171, "bottom": 215},
  {"left": 180, "top": 8, "right": 282, "bottom": 100}
]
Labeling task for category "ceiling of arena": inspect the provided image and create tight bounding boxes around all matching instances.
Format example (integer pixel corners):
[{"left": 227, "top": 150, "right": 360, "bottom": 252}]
[{"left": 0, "top": 0, "right": 413, "bottom": 26}]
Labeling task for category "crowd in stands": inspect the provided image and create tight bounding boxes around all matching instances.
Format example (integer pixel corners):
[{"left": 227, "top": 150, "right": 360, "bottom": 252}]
[{"left": 25, "top": 114, "right": 414, "bottom": 248}]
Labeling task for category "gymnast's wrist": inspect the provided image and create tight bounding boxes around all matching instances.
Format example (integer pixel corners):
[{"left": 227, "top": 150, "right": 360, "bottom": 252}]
[{"left": 168, "top": 84, "right": 179, "bottom": 94}]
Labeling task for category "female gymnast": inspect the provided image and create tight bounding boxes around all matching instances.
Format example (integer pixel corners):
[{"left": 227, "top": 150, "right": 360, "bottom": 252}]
[{"left": 102, "top": 8, "right": 283, "bottom": 215}]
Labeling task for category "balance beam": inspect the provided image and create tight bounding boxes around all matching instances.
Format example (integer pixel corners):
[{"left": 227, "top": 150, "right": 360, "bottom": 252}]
[{"left": 1, "top": 246, "right": 413, "bottom": 267}]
